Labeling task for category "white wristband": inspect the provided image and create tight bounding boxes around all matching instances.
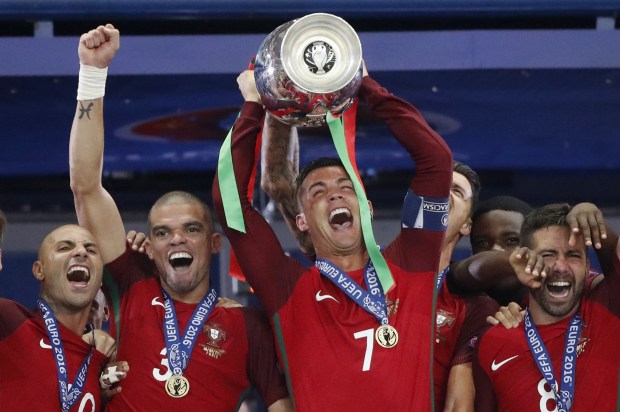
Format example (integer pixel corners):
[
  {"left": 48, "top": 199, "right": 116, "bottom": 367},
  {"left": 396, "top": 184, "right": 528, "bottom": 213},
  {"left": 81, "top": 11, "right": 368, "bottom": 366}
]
[{"left": 77, "top": 63, "right": 108, "bottom": 101}]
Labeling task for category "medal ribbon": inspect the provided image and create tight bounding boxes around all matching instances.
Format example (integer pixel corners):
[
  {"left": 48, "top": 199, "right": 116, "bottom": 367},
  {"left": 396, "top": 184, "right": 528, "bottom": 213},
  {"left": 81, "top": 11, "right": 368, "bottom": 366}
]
[
  {"left": 524, "top": 309, "right": 581, "bottom": 412},
  {"left": 217, "top": 119, "right": 246, "bottom": 233},
  {"left": 315, "top": 258, "right": 389, "bottom": 325},
  {"left": 435, "top": 266, "right": 449, "bottom": 294},
  {"left": 161, "top": 289, "right": 218, "bottom": 376},
  {"left": 326, "top": 110, "right": 395, "bottom": 294},
  {"left": 38, "top": 299, "right": 94, "bottom": 412},
  {"left": 217, "top": 58, "right": 261, "bottom": 234}
]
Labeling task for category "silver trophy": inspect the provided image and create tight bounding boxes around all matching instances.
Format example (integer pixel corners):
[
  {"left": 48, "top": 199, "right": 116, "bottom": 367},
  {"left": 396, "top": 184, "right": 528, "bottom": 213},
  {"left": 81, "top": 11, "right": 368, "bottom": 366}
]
[{"left": 254, "top": 13, "right": 363, "bottom": 127}]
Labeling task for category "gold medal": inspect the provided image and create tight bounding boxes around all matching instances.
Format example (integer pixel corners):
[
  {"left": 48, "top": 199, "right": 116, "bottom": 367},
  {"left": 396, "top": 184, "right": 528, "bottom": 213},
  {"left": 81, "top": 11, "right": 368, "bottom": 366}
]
[
  {"left": 375, "top": 324, "right": 398, "bottom": 348},
  {"left": 165, "top": 375, "right": 190, "bottom": 398}
]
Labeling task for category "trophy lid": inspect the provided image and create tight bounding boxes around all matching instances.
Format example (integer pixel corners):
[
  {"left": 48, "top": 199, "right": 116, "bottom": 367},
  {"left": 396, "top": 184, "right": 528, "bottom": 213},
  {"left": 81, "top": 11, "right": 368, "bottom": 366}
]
[{"left": 281, "top": 13, "right": 362, "bottom": 94}]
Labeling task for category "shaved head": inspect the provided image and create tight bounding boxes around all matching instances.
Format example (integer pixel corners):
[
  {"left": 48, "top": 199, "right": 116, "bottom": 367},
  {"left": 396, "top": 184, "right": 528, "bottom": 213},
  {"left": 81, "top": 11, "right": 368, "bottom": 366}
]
[
  {"left": 38, "top": 224, "right": 93, "bottom": 259},
  {"left": 148, "top": 191, "right": 215, "bottom": 235}
]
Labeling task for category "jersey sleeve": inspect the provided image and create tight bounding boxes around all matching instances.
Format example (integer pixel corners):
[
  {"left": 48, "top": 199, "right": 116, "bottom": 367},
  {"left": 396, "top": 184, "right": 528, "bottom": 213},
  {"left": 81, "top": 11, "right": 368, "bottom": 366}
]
[
  {"left": 0, "top": 299, "right": 30, "bottom": 341},
  {"left": 212, "top": 102, "right": 304, "bottom": 317},
  {"left": 102, "top": 246, "right": 156, "bottom": 338},
  {"left": 359, "top": 77, "right": 452, "bottom": 199},
  {"left": 360, "top": 76, "right": 452, "bottom": 273},
  {"left": 243, "top": 308, "right": 289, "bottom": 407},
  {"left": 452, "top": 294, "right": 499, "bottom": 366},
  {"left": 104, "top": 245, "right": 155, "bottom": 296}
]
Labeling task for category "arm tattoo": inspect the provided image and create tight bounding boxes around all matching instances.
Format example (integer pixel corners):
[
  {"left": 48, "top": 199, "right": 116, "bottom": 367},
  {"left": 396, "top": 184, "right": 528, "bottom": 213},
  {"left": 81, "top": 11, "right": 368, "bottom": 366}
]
[{"left": 79, "top": 102, "right": 94, "bottom": 120}]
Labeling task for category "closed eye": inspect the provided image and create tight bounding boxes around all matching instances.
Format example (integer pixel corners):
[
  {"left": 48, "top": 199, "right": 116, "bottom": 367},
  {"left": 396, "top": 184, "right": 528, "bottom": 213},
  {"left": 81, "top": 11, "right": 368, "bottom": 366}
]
[
  {"left": 451, "top": 188, "right": 466, "bottom": 199},
  {"left": 567, "top": 251, "right": 584, "bottom": 259}
]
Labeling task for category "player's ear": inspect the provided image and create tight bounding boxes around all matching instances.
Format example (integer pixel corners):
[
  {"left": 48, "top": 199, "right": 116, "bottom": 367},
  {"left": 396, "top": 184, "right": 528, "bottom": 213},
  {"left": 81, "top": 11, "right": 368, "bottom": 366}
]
[
  {"left": 368, "top": 201, "right": 374, "bottom": 220},
  {"left": 144, "top": 239, "right": 154, "bottom": 260},
  {"left": 210, "top": 232, "right": 222, "bottom": 254},
  {"left": 459, "top": 218, "right": 472, "bottom": 237},
  {"left": 296, "top": 213, "right": 309, "bottom": 232},
  {"left": 32, "top": 260, "right": 45, "bottom": 281}
]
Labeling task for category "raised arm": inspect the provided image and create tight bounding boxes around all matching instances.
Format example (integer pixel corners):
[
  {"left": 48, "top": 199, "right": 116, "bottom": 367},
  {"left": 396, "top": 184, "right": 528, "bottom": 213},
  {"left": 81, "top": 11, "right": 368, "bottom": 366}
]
[
  {"left": 450, "top": 251, "right": 515, "bottom": 291},
  {"left": 362, "top": 71, "right": 452, "bottom": 272},
  {"left": 212, "top": 70, "right": 302, "bottom": 316},
  {"left": 69, "top": 25, "right": 127, "bottom": 264},
  {"left": 359, "top": 74, "right": 452, "bottom": 199},
  {"left": 260, "top": 113, "right": 314, "bottom": 258}
]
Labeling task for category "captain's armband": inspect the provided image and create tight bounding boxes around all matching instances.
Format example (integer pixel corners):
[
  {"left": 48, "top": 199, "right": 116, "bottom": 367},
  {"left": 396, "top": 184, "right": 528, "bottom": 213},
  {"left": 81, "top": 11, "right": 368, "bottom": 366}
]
[{"left": 401, "top": 190, "right": 449, "bottom": 231}]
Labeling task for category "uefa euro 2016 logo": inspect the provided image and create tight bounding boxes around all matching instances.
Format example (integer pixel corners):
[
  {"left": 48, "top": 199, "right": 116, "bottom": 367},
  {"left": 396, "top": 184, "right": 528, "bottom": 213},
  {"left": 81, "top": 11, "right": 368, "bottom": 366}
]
[{"left": 304, "top": 41, "right": 336, "bottom": 75}]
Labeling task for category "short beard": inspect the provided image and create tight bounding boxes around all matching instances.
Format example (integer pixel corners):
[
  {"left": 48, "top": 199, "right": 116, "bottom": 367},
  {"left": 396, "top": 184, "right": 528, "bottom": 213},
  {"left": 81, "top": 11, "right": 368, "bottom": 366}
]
[{"left": 530, "top": 274, "right": 585, "bottom": 319}]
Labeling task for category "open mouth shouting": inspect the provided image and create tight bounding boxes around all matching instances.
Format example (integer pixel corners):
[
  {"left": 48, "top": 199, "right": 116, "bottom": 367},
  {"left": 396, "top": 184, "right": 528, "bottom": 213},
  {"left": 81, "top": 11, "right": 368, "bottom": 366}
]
[
  {"left": 329, "top": 207, "right": 353, "bottom": 229},
  {"left": 67, "top": 264, "right": 91, "bottom": 287},
  {"left": 545, "top": 280, "right": 572, "bottom": 300},
  {"left": 169, "top": 251, "right": 194, "bottom": 271}
]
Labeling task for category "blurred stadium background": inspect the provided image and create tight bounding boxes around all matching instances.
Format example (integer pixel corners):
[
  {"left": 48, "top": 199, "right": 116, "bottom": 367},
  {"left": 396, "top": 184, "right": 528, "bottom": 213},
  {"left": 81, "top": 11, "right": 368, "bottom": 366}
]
[{"left": 1, "top": 0, "right": 619, "bottom": 313}]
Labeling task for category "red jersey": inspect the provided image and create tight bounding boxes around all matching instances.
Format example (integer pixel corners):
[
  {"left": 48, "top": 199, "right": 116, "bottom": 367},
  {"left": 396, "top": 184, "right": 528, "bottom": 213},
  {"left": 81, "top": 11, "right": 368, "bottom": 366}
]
[
  {"left": 213, "top": 77, "right": 453, "bottom": 410},
  {"left": 104, "top": 248, "right": 288, "bottom": 411},
  {"left": 474, "top": 256, "right": 620, "bottom": 411},
  {"left": 0, "top": 299, "right": 108, "bottom": 411},
  {"left": 434, "top": 280, "right": 499, "bottom": 410}
]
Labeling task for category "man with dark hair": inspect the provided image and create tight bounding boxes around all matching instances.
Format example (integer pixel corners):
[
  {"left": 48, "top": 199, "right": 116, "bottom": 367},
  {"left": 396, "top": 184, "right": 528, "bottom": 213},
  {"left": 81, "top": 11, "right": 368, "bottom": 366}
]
[
  {"left": 214, "top": 63, "right": 453, "bottom": 410},
  {"left": 449, "top": 195, "right": 534, "bottom": 305},
  {"left": 259, "top": 106, "right": 496, "bottom": 410},
  {"left": 452, "top": 161, "right": 482, "bottom": 213},
  {"left": 0, "top": 224, "right": 118, "bottom": 410},
  {"left": 454, "top": 195, "right": 535, "bottom": 306},
  {"left": 474, "top": 203, "right": 620, "bottom": 411},
  {"left": 470, "top": 195, "right": 533, "bottom": 255},
  {"left": 434, "top": 161, "right": 498, "bottom": 412},
  {"left": 69, "top": 24, "right": 291, "bottom": 411}
]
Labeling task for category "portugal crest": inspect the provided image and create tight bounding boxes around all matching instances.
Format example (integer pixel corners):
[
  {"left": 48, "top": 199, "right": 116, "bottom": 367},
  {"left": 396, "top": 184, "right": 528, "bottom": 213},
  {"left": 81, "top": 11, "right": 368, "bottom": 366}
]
[
  {"left": 201, "top": 323, "right": 227, "bottom": 359},
  {"left": 435, "top": 309, "right": 456, "bottom": 343}
]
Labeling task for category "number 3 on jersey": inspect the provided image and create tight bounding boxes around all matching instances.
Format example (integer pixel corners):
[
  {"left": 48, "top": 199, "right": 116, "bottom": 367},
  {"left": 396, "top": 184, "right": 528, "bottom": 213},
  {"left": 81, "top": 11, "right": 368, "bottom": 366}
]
[{"left": 153, "top": 347, "right": 172, "bottom": 381}]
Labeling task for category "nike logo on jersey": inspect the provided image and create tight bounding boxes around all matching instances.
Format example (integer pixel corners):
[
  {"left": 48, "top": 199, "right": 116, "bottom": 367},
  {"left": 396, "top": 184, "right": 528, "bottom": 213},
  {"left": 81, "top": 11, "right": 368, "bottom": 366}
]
[
  {"left": 39, "top": 339, "right": 52, "bottom": 349},
  {"left": 491, "top": 355, "right": 519, "bottom": 371},
  {"left": 151, "top": 296, "right": 165, "bottom": 308},
  {"left": 315, "top": 290, "right": 339, "bottom": 303}
]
